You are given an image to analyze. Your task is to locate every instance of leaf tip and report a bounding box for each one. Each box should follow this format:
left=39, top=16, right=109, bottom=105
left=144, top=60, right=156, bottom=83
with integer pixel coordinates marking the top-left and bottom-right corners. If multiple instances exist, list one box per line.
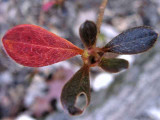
left=67, top=106, right=83, bottom=116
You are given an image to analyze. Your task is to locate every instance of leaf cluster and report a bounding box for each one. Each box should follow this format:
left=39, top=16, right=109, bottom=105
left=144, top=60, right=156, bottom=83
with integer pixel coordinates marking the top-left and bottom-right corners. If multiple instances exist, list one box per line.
left=2, top=20, right=158, bottom=115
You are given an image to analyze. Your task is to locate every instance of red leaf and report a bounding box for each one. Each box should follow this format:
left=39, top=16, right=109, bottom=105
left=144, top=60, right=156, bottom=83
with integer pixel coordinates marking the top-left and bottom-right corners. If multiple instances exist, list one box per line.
left=2, top=24, right=83, bottom=67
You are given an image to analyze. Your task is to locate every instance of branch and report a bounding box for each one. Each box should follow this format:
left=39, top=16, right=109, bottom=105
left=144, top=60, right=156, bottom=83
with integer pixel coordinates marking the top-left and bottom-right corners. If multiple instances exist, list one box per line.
left=39, top=0, right=46, bottom=25
left=95, top=0, right=108, bottom=45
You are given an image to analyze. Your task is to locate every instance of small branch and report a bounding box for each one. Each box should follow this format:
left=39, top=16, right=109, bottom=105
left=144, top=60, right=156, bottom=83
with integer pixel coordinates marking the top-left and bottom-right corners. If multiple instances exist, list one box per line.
left=39, top=0, right=46, bottom=25
left=95, top=0, right=108, bottom=45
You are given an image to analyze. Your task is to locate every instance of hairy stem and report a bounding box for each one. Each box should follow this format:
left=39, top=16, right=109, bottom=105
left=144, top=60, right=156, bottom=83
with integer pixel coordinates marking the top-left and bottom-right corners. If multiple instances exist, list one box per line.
left=95, top=0, right=108, bottom=45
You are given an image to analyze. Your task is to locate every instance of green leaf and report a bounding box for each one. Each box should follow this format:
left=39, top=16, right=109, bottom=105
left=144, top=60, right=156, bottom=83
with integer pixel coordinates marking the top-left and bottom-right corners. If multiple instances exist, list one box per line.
left=99, top=57, right=129, bottom=73
left=102, top=26, right=158, bottom=54
left=61, top=65, right=90, bottom=115
left=79, top=20, right=97, bottom=48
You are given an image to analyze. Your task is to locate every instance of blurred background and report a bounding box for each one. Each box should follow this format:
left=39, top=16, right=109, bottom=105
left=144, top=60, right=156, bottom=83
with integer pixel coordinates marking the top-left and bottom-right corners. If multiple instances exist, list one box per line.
left=0, top=0, right=160, bottom=120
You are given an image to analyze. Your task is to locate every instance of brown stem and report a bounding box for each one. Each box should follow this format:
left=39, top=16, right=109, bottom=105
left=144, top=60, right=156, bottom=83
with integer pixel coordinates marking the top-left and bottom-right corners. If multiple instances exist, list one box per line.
left=95, top=0, right=108, bottom=45
left=39, top=0, right=46, bottom=25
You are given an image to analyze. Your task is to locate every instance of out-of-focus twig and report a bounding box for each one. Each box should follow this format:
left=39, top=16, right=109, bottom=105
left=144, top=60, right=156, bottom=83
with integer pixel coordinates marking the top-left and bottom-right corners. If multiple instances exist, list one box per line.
left=57, top=0, right=65, bottom=5
left=39, top=0, right=66, bottom=25
left=95, top=0, right=108, bottom=45
left=39, top=0, right=46, bottom=25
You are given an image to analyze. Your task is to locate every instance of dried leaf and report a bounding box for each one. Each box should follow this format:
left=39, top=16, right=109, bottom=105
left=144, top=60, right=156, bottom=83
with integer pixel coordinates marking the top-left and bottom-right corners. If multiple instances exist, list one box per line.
left=2, top=24, right=83, bottom=67
left=79, top=20, right=97, bottom=48
left=61, top=65, right=90, bottom=115
left=99, top=57, right=129, bottom=73
left=102, top=26, right=158, bottom=54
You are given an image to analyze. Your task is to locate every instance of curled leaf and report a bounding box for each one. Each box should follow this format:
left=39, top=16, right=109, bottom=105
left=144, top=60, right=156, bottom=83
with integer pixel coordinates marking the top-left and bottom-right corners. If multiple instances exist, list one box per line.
left=102, top=26, right=158, bottom=54
left=99, top=57, right=129, bottom=73
left=61, top=65, right=90, bottom=115
left=79, top=20, right=97, bottom=48
left=2, top=24, right=83, bottom=67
